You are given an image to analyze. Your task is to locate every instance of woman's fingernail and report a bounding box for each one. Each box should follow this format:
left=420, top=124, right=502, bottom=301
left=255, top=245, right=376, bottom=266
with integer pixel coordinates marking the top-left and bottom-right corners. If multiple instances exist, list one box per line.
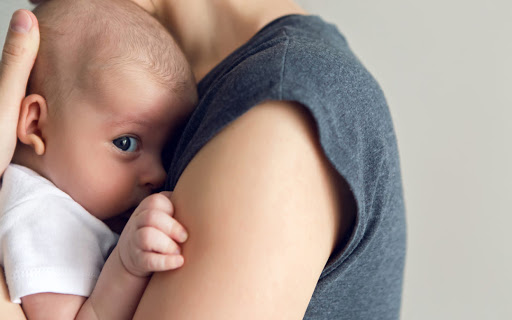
left=179, top=230, right=188, bottom=242
left=10, top=10, right=33, bottom=34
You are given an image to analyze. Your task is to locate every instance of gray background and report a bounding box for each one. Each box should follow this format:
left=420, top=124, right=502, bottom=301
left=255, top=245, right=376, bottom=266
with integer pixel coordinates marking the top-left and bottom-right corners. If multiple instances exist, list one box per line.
left=2, top=0, right=511, bottom=319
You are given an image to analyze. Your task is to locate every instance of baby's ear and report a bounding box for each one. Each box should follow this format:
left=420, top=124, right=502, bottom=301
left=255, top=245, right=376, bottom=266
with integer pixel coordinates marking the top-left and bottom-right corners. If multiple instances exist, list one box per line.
left=17, top=94, right=48, bottom=156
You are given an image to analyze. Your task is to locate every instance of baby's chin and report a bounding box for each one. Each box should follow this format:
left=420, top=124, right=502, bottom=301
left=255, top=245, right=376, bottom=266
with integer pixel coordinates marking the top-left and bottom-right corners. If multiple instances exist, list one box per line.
left=103, top=207, right=135, bottom=234
left=88, top=201, right=136, bottom=223
left=110, top=205, right=136, bottom=221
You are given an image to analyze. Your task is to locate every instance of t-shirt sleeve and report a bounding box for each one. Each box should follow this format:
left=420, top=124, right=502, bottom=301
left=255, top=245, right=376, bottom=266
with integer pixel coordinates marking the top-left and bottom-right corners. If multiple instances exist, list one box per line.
left=0, top=195, right=119, bottom=303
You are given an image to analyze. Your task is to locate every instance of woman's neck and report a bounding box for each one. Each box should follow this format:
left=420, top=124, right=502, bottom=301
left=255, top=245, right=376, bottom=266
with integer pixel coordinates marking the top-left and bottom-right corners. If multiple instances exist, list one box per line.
left=153, top=0, right=306, bottom=82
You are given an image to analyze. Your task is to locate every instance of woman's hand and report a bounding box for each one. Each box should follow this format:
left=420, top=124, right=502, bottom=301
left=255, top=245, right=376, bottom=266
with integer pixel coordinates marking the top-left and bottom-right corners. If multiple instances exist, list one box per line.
left=0, top=10, right=39, bottom=177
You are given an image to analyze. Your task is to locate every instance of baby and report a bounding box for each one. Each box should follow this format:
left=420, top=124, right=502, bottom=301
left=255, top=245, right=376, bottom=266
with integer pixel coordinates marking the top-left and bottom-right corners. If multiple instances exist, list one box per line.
left=0, top=0, right=197, bottom=318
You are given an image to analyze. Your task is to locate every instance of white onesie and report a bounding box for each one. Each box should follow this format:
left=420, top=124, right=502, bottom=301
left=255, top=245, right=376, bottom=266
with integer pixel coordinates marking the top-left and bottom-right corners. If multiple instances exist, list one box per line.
left=0, top=164, right=119, bottom=303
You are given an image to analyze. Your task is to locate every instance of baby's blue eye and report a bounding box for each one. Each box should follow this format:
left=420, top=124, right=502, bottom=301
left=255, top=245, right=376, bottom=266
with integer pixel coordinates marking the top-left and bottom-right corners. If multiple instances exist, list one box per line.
left=113, top=136, right=139, bottom=152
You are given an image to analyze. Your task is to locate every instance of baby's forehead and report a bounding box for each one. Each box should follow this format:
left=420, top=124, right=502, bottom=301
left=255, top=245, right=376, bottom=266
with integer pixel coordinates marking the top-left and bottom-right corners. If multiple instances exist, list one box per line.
left=81, top=63, right=174, bottom=98
left=88, top=70, right=193, bottom=124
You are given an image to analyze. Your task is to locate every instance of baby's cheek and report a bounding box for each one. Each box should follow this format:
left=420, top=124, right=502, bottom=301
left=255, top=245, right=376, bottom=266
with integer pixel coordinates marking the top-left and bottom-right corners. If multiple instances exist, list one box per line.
left=93, top=180, right=137, bottom=220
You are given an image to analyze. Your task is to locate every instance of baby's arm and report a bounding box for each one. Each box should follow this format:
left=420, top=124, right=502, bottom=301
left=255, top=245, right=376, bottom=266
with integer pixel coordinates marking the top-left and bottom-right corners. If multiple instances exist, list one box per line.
left=21, top=192, right=188, bottom=320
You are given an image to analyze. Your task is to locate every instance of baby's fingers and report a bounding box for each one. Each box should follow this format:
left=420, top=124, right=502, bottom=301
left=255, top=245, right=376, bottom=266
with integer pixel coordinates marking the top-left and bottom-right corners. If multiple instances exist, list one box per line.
left=140, top=252, right=184, bottom=272
left=136, top=193, right=173, bottom=216
left=137, top=210, right=188, bottom=243
left=135, top=227, right=182, bottom=254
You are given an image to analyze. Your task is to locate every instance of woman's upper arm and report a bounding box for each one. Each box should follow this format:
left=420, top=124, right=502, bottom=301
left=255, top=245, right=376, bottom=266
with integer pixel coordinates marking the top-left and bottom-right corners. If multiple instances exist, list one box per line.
left=134, top=101, right=349, bottom=319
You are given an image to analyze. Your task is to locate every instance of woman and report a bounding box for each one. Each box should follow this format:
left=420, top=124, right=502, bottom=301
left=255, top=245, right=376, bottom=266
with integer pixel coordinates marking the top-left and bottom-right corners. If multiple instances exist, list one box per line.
left=1, top=0, right=406, bottom=319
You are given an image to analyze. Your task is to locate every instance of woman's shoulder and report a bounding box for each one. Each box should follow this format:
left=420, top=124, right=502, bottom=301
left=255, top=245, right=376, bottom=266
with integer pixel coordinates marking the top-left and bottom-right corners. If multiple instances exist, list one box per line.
left=253, top=15, right=348, bottom=50
left=198, top=15, right=350, bottom=93
left=202, top=14, right=387, bottom=115
left=162, top=15, right=405, bottom=319
left=168, top=15, right=393, bottom=192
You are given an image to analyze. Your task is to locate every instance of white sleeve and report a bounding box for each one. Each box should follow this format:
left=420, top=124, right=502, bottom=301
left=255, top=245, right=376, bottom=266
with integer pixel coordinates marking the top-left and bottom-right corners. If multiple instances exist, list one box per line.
left=0, top=195, right=119, bottom=303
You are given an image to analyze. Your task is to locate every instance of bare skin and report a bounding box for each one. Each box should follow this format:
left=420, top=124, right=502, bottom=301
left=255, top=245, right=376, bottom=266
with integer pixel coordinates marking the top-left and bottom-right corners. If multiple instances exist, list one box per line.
left=0, top=10, right=40, bottom=318
left=127, top=1, right=356, bottom=319
left=1, top=1, right=356, bottom=319
left=0, top=10, right=39, bottom=178
left=134, top=100, right=355, bottom=319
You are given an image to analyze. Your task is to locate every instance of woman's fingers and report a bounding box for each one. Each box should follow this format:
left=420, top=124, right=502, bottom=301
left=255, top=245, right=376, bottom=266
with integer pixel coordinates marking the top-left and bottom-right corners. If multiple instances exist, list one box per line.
left=0, top=10, right=39, bottom=98
left=0, top=10, right=40, bottom=176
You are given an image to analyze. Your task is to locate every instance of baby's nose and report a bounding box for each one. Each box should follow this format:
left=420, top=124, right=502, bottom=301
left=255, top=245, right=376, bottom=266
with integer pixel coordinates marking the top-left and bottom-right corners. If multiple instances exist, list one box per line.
left=142, top=162, right=167, bottom=191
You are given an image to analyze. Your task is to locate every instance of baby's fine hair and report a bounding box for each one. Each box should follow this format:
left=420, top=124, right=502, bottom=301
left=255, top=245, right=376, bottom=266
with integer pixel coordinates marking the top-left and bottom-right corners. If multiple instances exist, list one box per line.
left=28, top=0, right=195, bottom=112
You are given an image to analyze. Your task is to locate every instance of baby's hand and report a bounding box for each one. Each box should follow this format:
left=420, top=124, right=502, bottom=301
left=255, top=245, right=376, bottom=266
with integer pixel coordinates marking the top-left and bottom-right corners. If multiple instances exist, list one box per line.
left=117, top=192, right=188, bottom=277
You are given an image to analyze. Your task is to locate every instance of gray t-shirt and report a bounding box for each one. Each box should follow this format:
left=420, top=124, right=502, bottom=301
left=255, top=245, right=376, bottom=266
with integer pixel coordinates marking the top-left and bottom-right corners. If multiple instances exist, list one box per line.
left=165, top=15, right=406, bottom=319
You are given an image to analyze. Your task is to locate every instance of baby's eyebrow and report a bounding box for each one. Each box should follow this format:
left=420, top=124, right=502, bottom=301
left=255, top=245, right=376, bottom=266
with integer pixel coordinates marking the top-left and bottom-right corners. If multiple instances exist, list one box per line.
left=107, top=117, right=151, bottom=128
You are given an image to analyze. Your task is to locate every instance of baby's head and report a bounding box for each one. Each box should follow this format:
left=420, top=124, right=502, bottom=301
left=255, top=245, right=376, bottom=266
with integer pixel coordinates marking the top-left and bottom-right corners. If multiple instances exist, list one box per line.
left=14, top=0, right=197, bottom=219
